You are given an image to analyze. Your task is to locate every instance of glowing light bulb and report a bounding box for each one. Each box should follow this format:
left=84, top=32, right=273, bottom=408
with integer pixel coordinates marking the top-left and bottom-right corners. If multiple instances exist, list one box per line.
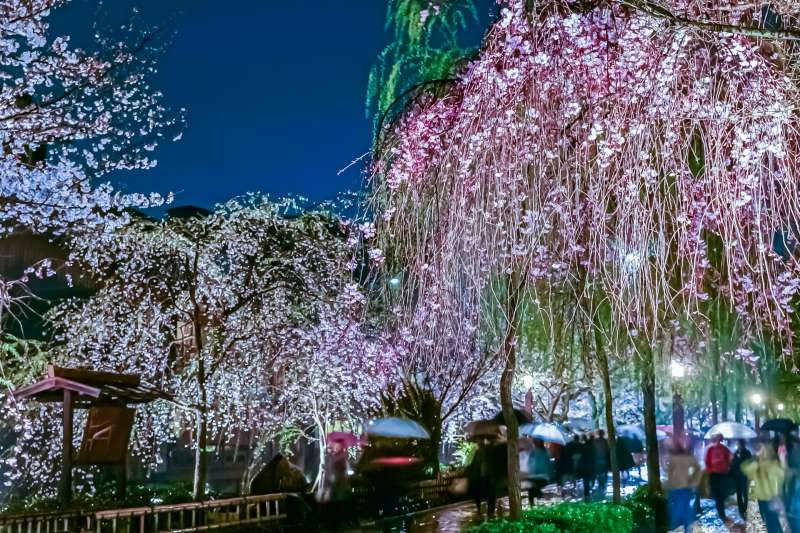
left=670, top=361, right=686, bottom=379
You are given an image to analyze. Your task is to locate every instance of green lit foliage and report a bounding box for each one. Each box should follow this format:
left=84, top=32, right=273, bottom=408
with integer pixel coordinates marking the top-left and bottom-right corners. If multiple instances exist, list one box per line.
left=0, top=335, right=48, bottom=389
left=366, top=0, right=479, bottom=129
left=469, top=502, right=634, bottom=533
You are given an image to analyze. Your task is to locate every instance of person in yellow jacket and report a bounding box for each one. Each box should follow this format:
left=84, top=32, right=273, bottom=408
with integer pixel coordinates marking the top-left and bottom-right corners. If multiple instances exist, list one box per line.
left=742, top=444, right=786, bottom=533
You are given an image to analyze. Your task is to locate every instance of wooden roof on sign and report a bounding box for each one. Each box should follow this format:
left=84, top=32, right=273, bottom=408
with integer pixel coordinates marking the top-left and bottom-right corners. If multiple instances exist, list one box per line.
left=13, top=365, right=171, bottom=406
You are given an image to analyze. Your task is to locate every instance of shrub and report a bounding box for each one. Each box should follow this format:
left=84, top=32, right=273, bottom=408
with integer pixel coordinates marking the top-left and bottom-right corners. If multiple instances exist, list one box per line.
left=470, top=502, right=633, bottom=533
left=626, top=485, right=668, bottom=532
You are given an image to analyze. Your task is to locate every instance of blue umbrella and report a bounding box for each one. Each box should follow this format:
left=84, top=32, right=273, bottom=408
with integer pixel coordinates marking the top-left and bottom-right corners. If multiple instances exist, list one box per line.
left=365, top=417, right=431, bottom=439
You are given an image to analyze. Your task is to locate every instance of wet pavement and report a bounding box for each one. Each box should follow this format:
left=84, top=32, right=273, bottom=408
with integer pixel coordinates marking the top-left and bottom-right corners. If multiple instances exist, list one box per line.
left=340, top=477, right=772, bottom=532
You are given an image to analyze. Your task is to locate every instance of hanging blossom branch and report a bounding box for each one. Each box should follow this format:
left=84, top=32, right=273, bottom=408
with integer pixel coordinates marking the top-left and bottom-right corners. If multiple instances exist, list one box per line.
left=620, top=0, right=800, bottom=40
left=370, top=0, right=800, bottom=376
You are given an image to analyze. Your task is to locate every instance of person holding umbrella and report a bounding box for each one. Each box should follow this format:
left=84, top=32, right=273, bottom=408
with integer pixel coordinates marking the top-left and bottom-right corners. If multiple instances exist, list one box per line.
left=704, top=433, right=733, bottom=522
left=467, top=436, right=508, bottom=519
left=527, top=439, right=551, bottom=505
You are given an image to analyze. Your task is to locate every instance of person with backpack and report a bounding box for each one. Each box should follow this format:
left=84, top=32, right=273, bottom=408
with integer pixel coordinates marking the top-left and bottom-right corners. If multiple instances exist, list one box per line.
left=704, top=433, right=733, bottom=522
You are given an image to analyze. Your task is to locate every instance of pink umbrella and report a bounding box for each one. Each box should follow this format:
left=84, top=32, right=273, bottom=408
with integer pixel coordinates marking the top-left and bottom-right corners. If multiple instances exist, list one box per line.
left=327, top=431, right=360, bottom=448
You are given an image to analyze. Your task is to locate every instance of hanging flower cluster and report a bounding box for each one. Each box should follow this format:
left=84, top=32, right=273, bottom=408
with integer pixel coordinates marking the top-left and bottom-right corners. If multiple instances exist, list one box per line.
left=373, top=0, right=800, bottom=357
left=0, top=0, right=182, bottom=234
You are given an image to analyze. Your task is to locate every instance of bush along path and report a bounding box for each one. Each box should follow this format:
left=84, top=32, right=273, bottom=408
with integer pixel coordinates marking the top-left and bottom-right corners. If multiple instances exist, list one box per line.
left=469, top=502, right=634, bottom=533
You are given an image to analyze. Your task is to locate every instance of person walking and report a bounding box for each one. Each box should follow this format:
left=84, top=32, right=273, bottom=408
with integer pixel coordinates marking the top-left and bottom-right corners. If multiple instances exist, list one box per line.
left=577, top=434, right=596, bottom=502
left=616, top=437, right=635, bottom=481
left=784, top=436, right=800, bottom=533
left=468, top=438, right=508, bottom=519
left=527, top=439, right=551, bottom=506
left=730, top=439, right=753, bottom=521
left=704, top=433, right=733, bottom=522
left=320, top=442, right=351, bottom=531
left=666, top=443, right=701, bottom=533
left=742, top=444, right=786, bottom=533
left=593, top=429, right=610, bottom=499
left=561, top=436, right=581, bottom=494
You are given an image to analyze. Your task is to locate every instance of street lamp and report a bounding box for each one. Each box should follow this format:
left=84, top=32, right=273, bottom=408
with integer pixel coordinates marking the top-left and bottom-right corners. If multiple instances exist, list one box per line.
left=778, top=403, right=785, bottom=412
left=671, top=361, right=686, bottom=443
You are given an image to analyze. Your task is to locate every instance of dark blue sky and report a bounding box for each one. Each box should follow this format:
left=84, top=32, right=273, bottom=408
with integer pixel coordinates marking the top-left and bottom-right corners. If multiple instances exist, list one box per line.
left=56, top=1, right=493, bottom=210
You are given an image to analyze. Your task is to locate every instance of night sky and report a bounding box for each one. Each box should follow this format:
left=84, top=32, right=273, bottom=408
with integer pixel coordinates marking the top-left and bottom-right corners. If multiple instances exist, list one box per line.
left=55, top=1, right=494, bottom=211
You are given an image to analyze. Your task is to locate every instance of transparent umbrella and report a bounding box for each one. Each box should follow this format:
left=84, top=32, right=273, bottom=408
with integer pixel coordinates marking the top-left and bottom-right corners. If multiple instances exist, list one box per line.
left=520, top=422, right=570, bottom=445
left=617, top=424, right=668, bottom=441
left=704, top=422, right=757, bottom=440
left=365, top=417, right=431, bottom=440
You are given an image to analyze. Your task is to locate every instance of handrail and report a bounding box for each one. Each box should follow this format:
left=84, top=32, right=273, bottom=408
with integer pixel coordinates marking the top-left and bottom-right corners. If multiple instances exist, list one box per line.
left=0, top=493, right=289, bottom=533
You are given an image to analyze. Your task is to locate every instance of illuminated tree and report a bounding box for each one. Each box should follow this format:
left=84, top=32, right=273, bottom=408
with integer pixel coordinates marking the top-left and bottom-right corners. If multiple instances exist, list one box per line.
left=372, top=0, right=800, bottom=516
left=0, top=0, right=182, bottom=335
left=42, top=197, right=355, bottom=501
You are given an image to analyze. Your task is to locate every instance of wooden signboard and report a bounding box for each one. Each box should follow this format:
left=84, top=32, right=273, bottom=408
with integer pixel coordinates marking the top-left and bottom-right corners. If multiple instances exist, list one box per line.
left=75, top=406, right=135, bottom=465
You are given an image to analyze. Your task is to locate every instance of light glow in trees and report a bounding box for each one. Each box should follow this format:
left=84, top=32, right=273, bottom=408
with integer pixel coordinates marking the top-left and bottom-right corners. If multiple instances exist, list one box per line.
left=36, top=198, right=362, bottom=501
left=372, top=0, right=800, bottom=515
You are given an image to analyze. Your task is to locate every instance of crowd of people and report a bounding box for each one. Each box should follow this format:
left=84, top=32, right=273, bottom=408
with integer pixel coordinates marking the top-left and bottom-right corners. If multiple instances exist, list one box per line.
left=467, top=425, right=800, bottom=533
left=467, top=429, right=639, bottom=519
left=665, top=432, right=800, bottom=533
left=317, top=420, right=800, bottom=532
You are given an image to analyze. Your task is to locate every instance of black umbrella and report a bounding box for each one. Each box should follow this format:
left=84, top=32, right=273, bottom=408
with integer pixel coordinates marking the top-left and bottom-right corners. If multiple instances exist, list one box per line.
left=491, top=408, right=533, bottom=426
left=465, top=420, right=505, bottom=442
left=618, top=435, right=644, bottom=453
left=761, top=418, right=798, bottom=433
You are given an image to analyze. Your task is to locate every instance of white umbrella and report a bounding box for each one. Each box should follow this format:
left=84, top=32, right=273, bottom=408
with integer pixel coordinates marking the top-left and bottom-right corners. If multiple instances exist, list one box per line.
left=704, top=422, right=757, bottom=440
left=616, top=424, right=645, bottom=441
left=616, top=425, right=668, bottom=441
left=365, top=417, right=431, bottom=440
left=520, top=422, right=569, bottom=445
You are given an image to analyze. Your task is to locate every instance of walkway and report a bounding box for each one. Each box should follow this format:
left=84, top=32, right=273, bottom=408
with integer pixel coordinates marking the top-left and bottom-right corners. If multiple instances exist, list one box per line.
left=344, top=478, right=770, bottom=532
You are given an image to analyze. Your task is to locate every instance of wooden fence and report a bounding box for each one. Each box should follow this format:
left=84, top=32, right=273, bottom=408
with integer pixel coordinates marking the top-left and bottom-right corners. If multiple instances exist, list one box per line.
left=0, top=493, right=286, bottom=533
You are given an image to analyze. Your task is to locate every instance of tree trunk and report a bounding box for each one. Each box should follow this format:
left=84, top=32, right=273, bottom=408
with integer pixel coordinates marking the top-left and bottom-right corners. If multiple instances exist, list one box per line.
left=193, top=357, right=208, bottom=501
left=313, top=419, right=326, bottom=493
left=720, top=378, right=728, bottom=423
left=500, top=276, right=523, bottom=520
left=673, top=390, right=685, bottom=446
left=710, top=382, right=719, bottom=425
left=641, top=345, right=661, bottom=493
left=595, top=330, right=620, bottom=503
left=430, top=422, right=442, bottom=478
left=191, top=296, right=208, bottom=502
